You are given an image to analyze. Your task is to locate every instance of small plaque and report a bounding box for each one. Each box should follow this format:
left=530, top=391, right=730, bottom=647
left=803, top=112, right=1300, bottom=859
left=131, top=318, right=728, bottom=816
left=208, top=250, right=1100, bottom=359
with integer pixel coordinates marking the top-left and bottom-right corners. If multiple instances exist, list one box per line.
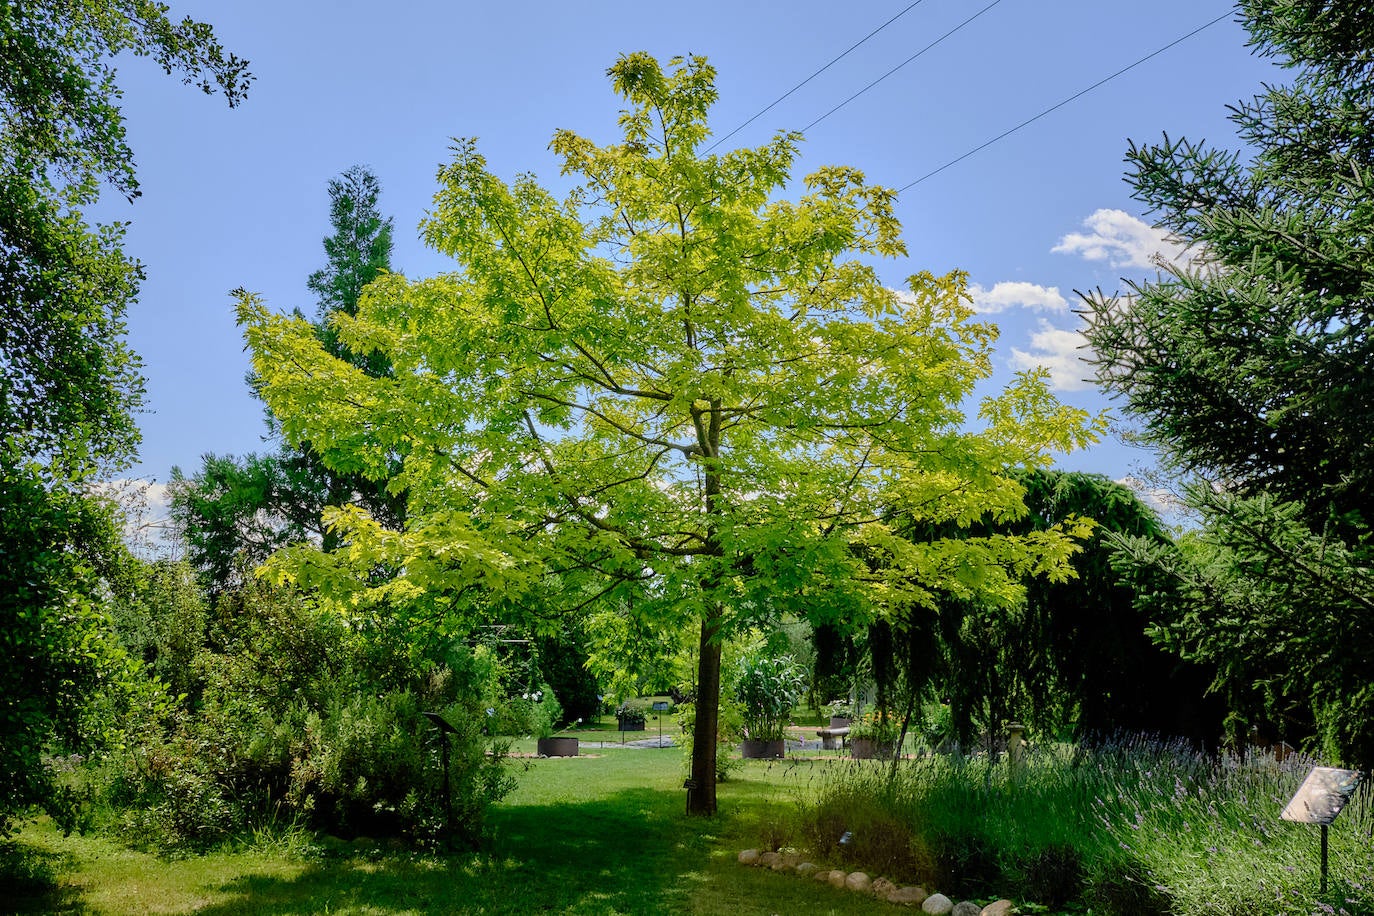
left=1281, top=767, right=1361, bottom=825
left=652, top=701, right=670, bottom=712
left=423, top=711, right=459, bottom=735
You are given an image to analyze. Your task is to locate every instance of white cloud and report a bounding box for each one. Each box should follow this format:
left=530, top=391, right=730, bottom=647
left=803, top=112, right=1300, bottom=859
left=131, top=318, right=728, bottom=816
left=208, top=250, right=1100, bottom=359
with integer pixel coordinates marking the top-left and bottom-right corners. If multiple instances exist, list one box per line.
left=91, top=478, right=179, bottom=560
left=968, top=281, right=1069, bottom=314
left=1116, top=475, right=1187, bottom=518
left=1009, top=320, right=1096, bottom=392
left=1052, top=209, right=1188, bottom=270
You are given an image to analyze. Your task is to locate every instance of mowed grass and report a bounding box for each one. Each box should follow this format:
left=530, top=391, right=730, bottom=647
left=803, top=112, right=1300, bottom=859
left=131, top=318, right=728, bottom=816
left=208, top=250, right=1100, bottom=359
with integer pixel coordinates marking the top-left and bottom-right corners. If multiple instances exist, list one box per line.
left=5, top=748, right=877, bottom=915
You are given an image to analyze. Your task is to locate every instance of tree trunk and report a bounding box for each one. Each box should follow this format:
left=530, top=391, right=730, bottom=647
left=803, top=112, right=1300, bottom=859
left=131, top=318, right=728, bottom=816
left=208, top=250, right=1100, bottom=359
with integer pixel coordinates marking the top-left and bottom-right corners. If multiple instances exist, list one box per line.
left=687, top=611, right=722, bottom=816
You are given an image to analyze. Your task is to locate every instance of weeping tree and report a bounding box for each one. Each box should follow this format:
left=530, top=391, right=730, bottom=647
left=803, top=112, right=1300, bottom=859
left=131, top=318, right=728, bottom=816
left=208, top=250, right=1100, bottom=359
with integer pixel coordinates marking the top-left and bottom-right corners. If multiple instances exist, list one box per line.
left=873, top=471, right=1222, bottom=748
left=239, top=53, right=1099, bottom=815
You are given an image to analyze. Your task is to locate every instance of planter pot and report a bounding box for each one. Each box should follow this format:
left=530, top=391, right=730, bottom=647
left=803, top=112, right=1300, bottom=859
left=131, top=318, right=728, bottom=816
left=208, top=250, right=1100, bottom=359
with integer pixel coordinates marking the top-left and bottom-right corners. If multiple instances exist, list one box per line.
left=850, top=737, right=895, bottom=760
left=536, top=737, right=578, bottom=757
left=828, top=716, right=852, bottom=730
left=617, top=717, right=646, bottom=732
left=740, top=738, right=786, bottom=759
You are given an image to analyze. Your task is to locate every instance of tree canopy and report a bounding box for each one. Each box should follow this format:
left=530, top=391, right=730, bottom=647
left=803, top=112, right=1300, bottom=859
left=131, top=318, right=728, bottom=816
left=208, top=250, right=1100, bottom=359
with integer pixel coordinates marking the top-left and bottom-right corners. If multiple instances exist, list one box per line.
left=240, top=53, right=1101, bottom=814
left=0, top=1, right=249, bottom=830
left=1, top=0, right=250, bottom=474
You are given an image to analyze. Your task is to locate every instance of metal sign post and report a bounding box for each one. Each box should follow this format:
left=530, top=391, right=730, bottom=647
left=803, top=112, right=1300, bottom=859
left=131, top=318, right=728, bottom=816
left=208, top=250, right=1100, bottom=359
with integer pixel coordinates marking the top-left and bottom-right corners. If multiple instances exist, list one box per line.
left=1280, top=766, right=1362, bottom=894
left=653, top=700, right=669, bottom=747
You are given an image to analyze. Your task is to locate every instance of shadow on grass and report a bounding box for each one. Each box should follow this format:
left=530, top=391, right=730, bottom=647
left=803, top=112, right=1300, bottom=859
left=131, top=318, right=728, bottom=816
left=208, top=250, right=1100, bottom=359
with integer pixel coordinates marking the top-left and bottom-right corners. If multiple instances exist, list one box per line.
left=191, top=787, right=714, bottom=915
left=0, top=839, right=90, bottom=914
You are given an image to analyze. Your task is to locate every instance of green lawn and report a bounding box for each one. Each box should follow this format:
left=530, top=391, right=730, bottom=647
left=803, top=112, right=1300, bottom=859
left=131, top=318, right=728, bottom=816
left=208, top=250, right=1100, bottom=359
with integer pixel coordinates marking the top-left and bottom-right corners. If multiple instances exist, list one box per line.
left=5, top=749, right=882, bottom=915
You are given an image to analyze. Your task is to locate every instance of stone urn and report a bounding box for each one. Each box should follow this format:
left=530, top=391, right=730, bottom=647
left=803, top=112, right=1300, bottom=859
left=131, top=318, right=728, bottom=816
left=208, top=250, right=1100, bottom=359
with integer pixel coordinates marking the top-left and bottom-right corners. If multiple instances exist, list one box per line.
left=828, top=715, right=851, bottom=730
left=740, top=738, right=785, bottom=759
left=616, top=715, right=646, bottom=732
left=536, top=737, right=578, bottom=757
left=850, top=737, right=895, bottom=760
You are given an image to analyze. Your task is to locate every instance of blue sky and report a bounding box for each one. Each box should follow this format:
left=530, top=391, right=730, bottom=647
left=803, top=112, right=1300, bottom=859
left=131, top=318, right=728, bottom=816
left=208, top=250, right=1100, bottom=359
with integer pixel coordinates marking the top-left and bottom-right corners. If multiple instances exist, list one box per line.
left=103, top=0, right=1281, bottom=516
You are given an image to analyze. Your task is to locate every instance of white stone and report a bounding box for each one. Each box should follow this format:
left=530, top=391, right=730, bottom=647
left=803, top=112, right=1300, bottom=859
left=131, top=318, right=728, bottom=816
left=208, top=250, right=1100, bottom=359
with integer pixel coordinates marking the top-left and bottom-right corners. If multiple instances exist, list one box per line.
left=922, top=892, right=954, bottom=915
left=889, top=885, right=929, bottom=906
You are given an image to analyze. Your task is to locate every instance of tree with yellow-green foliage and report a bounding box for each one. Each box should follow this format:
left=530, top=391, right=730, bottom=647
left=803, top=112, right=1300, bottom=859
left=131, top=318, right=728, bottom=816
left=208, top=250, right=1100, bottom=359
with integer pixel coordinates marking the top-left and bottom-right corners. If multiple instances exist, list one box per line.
left=239, top=53, right=1100, bottom=815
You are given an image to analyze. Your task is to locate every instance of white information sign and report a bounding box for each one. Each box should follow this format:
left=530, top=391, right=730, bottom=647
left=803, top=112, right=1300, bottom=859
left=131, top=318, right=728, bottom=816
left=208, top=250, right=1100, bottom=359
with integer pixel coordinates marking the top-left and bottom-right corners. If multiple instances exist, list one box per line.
left=1280, top=767, right=1361, bottom=825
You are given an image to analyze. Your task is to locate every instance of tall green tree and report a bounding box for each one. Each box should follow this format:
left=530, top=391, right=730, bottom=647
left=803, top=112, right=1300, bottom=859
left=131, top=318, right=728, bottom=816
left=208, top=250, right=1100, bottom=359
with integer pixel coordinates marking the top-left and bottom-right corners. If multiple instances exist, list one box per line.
left=0, top=2, right=248, bottom=831
left=239, top=53, right=1100, bottom=815
left=1081, top=1, right=1374, bottom=766
left=912, top=471, right=1222, bottom=745
left=1, top=0, right=250, bottom=473
left=171, top=167, right=404, bottom=587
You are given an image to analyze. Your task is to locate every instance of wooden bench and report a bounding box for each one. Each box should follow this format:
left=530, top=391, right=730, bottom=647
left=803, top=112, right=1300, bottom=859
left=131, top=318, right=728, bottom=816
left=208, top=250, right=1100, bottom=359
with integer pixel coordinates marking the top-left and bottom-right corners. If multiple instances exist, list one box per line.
left=816, top=725, right=849, bottom=750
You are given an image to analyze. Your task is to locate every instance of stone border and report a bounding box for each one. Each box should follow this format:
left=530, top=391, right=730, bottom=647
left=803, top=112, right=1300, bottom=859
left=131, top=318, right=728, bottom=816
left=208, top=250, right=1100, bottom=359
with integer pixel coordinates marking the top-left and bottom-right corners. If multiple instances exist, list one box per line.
left=736, top=848, right=1016, bottom=916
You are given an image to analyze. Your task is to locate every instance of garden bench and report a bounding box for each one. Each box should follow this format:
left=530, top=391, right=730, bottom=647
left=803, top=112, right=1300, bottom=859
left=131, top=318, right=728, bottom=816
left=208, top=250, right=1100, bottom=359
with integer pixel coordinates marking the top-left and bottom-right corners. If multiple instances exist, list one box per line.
left=816, top=725, right=849, bottom=750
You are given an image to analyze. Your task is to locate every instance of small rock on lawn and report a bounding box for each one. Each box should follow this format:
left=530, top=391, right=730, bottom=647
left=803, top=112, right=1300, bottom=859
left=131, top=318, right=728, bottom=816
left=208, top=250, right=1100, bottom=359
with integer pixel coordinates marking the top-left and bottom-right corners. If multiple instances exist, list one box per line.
left=981, top=901, right=1016, bottom=916
left=922, top=892, right=954, bottom=915
left=888, top=885, right=928, bottom=906
left=845, top=872, right=873, bottom=893
left=737, top=849, right=759, bottom=866
left=952, top=903, right=981, bottom=916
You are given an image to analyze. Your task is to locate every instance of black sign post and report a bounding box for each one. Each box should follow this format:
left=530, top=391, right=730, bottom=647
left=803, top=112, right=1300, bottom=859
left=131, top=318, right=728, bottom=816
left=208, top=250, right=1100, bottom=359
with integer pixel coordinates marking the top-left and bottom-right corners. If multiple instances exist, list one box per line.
left=1280, top=766, right=1362, bottom=894
left=423, top=711, right=460, bottom=836
left=652, top=700, right=669, bottom=747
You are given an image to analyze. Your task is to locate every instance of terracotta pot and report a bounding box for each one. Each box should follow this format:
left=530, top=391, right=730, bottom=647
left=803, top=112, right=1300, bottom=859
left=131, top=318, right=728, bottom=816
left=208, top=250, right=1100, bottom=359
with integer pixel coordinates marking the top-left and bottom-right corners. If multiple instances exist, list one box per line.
left=850, top=737, right=895, bottom=760
left=740, top=738, right=785, bottom=759
left=536, top=737, right=578, bottom=757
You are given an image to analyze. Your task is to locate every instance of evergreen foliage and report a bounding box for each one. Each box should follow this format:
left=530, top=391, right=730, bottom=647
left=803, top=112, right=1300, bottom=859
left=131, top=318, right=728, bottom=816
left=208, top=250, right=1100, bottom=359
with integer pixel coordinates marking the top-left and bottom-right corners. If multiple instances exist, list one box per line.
left=1081, top=0, right=1374, bottom=767
left=170, top=167, right=405, bottom=588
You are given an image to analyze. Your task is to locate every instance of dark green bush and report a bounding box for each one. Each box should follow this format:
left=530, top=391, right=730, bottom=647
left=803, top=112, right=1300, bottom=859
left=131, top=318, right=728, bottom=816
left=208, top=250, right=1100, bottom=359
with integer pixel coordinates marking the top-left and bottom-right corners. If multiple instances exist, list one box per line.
left=94, top=583, right=513, bottom=850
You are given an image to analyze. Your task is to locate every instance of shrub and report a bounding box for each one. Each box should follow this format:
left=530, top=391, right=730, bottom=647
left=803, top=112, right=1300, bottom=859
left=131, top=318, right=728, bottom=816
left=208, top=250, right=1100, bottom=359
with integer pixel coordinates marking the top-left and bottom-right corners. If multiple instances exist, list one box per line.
left=615, top=702, right=646, bottom=728
left=91, top=585, right=514, bottom=851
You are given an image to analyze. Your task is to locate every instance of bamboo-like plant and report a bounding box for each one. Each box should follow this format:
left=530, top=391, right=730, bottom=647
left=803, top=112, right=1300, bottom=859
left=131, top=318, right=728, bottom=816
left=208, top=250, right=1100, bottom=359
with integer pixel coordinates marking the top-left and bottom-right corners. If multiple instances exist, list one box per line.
left=735, top=651, right=805, bottom=742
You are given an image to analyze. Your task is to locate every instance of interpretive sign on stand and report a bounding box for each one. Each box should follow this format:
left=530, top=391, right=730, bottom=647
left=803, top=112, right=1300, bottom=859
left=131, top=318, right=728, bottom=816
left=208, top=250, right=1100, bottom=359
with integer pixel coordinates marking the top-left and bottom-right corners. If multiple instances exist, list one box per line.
left=1281, top=766, right=1361, bottom=893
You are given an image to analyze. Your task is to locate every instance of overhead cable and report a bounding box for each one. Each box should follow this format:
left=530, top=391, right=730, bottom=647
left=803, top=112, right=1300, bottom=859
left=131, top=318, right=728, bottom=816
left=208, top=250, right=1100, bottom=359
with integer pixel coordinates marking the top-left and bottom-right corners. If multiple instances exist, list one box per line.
left=897, top=11, right=1232, bottom=192
left=803, top=0, right=1009, bottom=133
left=707, top=0, right=934, bottom=152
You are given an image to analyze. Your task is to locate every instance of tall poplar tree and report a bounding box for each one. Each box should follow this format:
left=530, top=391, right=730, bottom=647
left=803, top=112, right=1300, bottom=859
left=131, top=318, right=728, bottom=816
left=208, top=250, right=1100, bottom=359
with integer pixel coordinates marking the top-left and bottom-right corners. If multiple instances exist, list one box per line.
left=240, top=53, right=1100, bottom=814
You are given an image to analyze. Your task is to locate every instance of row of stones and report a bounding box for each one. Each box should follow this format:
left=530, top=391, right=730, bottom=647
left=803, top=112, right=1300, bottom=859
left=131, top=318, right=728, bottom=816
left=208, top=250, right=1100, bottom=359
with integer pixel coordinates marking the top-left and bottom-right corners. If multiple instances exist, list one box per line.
left=737, top=848, right=1015, bottom=916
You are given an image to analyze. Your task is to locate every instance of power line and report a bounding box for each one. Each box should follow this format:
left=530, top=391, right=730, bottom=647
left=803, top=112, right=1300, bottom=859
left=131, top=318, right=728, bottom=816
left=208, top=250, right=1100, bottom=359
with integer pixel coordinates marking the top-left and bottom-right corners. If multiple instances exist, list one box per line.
left=897, top=10, right=1231, bottom=193
left=803, top=0, right=1008, bottom=134
left=707, top=0, right=934, bottom=153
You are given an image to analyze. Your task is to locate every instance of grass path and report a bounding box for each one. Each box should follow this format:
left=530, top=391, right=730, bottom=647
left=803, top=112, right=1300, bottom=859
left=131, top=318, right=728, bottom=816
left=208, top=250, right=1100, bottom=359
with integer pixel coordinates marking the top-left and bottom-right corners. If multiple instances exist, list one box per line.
left=5, top=749, right=879, bottom=915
